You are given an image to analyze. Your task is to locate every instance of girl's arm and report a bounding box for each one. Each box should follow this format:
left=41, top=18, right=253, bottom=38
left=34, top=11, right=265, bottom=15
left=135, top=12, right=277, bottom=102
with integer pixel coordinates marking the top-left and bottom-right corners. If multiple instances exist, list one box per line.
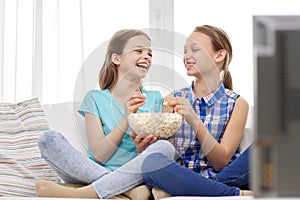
left=168, top=96, right=249, bottom=171
left=194, top=96, right=249, bottom=171
left=85, top=91, right=152, bottom=163
left=85, top=113, right=129, bottom=164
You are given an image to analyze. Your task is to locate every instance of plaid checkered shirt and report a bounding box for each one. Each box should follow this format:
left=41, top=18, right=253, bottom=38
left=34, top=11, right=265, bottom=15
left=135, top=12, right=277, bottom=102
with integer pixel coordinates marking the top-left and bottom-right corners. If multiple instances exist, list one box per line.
left=173, top=81, right=242, bottom=177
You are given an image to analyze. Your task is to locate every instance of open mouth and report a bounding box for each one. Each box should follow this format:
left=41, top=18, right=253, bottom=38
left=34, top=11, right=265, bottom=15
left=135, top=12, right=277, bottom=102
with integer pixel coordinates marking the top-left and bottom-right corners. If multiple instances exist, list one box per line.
left=136, top=64, right=147, bottom=70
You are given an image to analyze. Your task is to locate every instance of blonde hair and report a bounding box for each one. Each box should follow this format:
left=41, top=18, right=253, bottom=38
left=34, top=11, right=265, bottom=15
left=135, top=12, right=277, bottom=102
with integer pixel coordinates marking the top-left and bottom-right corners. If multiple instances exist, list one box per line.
left=99, top=29, right=151, bottom=89
left=193, top=25, right=233, bottom=90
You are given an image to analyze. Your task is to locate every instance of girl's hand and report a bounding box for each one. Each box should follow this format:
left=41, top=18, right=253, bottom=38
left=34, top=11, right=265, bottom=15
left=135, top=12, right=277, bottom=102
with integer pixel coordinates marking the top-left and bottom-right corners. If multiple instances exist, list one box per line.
left=167, top=136, right=175, bottom=145
left=129, top=131, right=157, bottom=153
left=125, top=91, right=146, bottom=115
left=167, top=97, right=198, bottom=127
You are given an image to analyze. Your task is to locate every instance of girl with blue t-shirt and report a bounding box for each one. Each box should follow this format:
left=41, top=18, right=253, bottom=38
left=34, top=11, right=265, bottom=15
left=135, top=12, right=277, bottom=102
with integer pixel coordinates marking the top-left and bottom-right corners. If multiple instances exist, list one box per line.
left=35, top=29, right=176, bottom=199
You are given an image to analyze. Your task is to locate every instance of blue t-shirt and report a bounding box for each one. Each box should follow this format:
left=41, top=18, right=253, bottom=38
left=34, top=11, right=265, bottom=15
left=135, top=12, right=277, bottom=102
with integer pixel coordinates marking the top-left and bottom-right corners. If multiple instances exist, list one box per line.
left=78, top=89, right=163, bottom=171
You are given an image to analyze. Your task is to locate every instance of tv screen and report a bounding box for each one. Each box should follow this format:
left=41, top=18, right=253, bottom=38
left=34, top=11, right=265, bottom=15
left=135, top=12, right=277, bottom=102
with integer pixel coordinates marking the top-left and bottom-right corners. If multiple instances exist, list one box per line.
left=252, top=15, right=300, bottom=197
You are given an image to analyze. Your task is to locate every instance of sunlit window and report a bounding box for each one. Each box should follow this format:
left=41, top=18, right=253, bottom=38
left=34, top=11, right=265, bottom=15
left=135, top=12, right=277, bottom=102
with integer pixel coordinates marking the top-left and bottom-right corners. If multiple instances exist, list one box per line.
left=1, top=0, right=149, bottom=104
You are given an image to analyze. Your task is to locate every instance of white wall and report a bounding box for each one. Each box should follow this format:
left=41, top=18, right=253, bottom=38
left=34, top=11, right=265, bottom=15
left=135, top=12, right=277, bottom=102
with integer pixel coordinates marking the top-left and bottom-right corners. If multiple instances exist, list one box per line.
left=173, top=0, right=300, bottom=106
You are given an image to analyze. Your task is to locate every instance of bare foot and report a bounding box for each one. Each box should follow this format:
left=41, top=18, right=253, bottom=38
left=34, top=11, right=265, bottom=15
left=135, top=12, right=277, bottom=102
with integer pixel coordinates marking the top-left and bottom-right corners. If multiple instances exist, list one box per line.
left=35, top=180, right=98, bottom=198
left=152, top=187, right=171, bottom=200
left=240, top=190, right=254, bottom=196
left=123, top=185, right=151, bottom=200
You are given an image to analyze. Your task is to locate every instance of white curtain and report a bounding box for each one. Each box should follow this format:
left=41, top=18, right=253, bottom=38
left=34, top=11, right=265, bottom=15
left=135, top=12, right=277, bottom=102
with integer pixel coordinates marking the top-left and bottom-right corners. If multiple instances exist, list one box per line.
left=0, top=0, right=149, bottom=104
left=1, top=0, right=35, bottom=103
left=0, top=0, right=84, bottom=104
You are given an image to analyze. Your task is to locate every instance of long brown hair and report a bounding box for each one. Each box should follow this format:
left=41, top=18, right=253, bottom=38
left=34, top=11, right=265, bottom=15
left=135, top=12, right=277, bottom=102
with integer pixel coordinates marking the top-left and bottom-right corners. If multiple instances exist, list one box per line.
left=98, top=29, right=151, bottom=89
left=193, top=25, right=233, bottom=90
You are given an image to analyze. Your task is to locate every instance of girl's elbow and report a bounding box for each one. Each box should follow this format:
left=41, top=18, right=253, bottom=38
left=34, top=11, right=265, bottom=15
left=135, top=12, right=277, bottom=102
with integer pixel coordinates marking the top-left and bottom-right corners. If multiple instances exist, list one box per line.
left=213, top=163, right=226, bottom=172
left=91, top=150, right=107, bottom=164
left=212, top=159, right=231, bottom=171
left=93, top=154, right=106, bottom=164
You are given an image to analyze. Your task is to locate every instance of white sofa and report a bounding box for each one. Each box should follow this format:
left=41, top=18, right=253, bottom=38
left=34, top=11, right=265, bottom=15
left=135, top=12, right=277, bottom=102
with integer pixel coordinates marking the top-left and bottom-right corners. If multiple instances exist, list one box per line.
left=0, top=101, right=254, bottom=200
left=42, top=102, right=89, bottom=154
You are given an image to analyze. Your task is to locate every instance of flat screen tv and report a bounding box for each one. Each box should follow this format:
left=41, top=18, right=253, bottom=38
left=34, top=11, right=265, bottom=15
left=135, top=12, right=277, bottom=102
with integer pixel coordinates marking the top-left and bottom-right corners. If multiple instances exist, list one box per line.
left=252, top=15, right=300, bottom=197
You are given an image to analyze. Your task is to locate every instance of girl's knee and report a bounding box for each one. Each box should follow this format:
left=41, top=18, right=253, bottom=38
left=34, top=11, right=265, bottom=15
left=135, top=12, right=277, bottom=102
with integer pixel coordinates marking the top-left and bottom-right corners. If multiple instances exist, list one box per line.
left=38, top=130, right=62, bottom=152
left=148, top=140, right=175, bottom=159
left=142, top=152, right=173, bottom=175
left=142, top=153, right=164, bottom=173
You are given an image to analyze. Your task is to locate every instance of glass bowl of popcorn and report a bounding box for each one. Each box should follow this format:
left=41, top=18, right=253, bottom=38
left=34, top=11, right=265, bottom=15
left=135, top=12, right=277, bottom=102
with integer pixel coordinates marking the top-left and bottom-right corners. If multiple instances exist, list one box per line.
left=127, top=112, right=182, bottom=139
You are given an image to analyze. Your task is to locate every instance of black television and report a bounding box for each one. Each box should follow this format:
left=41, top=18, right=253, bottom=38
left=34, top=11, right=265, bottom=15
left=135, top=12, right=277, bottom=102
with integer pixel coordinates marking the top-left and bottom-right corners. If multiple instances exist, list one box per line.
left=252, top=15, right=300, bottom=197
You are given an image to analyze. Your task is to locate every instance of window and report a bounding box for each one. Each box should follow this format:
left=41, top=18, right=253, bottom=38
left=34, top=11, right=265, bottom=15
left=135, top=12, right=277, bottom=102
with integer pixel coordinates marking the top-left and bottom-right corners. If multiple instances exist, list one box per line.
left=1, top=0, right=149, bottom=104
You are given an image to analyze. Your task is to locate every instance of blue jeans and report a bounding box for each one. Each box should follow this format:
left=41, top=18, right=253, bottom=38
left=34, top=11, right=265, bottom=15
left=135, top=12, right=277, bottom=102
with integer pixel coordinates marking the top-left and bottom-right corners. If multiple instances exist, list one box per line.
left=210, top=146, right=251, bottom=190
left=142, top=146, right=251, bottom=196
left=38, top=130, right=176, bottom=199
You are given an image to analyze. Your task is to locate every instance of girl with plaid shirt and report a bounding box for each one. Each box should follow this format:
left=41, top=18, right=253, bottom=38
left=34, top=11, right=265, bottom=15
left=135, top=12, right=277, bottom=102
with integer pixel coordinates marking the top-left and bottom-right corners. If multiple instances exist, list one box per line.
left=142, top=25, right=252, bottom=197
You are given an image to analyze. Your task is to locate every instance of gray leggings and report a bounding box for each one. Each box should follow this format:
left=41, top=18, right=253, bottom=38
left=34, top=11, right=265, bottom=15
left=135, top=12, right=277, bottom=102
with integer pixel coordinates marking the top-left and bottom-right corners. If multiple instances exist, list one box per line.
left=38, top=130, right=176, bottom=198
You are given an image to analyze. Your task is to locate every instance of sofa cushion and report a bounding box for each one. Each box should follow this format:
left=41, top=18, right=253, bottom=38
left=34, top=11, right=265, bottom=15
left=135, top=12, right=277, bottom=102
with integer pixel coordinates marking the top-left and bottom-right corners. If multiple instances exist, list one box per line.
left=0, top=98, right=60, bottom=197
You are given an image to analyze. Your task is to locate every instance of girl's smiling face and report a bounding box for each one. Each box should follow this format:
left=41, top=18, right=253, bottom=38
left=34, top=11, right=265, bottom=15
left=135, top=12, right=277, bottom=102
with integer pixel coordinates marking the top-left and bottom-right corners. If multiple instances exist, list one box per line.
left=117, top=35, right=152, bottom=79
left=183, top=32, right=219, bottom=78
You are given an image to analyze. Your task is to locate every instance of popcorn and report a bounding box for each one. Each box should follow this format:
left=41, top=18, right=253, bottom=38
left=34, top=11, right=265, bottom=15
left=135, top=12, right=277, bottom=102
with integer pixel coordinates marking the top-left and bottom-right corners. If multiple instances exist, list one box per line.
left=128, top=112, right=182, bottom=139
